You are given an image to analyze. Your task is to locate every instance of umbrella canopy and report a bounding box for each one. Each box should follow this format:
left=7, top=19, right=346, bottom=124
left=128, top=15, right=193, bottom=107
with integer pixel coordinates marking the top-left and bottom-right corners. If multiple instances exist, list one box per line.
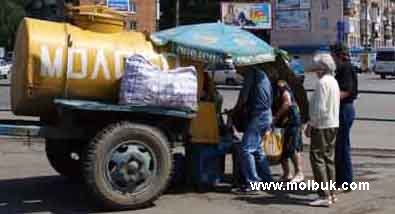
left=151, top=23, right=275, bottom=66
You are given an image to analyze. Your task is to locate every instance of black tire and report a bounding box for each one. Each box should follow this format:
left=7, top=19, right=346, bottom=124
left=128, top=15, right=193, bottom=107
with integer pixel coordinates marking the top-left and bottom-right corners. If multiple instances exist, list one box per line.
left=46, top=139, right=83, bottom=178
left=83, top=122, right=172, bottom=210
left=381, top=74, right=386, bottom=79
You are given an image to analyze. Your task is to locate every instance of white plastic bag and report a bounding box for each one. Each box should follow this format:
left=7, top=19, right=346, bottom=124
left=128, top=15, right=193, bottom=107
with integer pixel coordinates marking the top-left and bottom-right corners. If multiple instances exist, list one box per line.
left=119, top=54, right=198, bottom=111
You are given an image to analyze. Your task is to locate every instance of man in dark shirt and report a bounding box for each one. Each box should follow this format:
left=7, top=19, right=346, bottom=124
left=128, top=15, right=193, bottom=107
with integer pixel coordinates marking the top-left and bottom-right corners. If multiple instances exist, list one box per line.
left=330, top=43, right=358, bottom=188
left=231, top=66, right=273, bottom=193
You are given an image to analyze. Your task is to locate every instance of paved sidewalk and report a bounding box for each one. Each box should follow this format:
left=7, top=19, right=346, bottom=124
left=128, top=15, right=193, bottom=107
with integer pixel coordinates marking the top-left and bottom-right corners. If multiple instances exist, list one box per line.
left=0, top=138, right=394, bottom=214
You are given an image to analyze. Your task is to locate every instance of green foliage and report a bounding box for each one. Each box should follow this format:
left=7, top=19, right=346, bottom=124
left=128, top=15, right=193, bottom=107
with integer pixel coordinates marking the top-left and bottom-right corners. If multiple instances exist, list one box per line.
left=180, top=3, right=220, bottom=25
left=0, top=0, right=27, bottom=50
left=160, top=0, right=220, bottom=29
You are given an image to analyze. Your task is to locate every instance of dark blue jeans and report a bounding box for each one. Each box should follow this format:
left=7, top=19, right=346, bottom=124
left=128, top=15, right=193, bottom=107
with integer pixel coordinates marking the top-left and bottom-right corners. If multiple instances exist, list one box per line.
left=240, top=111, right=273, bottom=184
left=335, top=103, right=355, bottom=185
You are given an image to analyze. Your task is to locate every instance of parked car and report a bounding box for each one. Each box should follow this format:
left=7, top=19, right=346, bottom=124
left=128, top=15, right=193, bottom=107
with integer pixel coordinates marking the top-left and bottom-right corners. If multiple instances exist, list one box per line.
left=207, top=63, right=243, bottom=85
left=373, top=48, right=395, bottom=79
left=0, top=59, right=12, bottom=79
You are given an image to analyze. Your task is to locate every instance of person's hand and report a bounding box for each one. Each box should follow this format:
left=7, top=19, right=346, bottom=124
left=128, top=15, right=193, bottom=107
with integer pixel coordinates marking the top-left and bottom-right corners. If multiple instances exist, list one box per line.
left=230, top=105, right=241, bottom=116
left=227, top=108, right=235, bottom=118
left=222, top=108, right=234, bottom=118
left=304, top=124, right=312, bottom=138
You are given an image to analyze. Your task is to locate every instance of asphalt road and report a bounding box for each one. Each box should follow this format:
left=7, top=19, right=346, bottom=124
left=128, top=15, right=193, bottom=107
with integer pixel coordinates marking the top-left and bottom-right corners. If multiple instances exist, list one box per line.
left=2, top=72, right=395, bottom=111
left=2, top=72, right=395, bottom=119
left=2, top=72, right=395, bottom=149
left=0, top=73, right=395, bottom=213
left=220, top=72, right=395, bottom=150
left=0, top=77, right=10, bottom=110
left=0, top=138, right=394, bottom=214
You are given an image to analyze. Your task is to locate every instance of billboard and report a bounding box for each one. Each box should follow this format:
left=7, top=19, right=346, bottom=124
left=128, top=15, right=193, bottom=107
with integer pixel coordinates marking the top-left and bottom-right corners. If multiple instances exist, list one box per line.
left=276, top=0, right=311, bottom=9
left=107, top=0, right=131, bottom=12
left=221, top=2, right=272, bottom=29
left=276, top=10, right=310, bottom=30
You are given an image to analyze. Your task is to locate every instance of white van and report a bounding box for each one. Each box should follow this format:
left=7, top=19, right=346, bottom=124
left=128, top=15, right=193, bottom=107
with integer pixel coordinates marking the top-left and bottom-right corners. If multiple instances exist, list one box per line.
left=374, top=48, right=395, bottom=79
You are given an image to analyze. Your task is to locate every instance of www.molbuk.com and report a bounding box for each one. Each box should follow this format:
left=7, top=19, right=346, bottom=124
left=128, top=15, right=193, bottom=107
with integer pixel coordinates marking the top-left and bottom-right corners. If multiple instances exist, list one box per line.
left=250, top=181, right=370, bottom=191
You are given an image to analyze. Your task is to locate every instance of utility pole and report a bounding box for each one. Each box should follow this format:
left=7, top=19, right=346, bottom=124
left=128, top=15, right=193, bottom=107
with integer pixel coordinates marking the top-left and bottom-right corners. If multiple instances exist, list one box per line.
left=176, top=0, right=180, bottom=26
left=361, top=0, right=369, bottom=48
left=56, top=0, right=65, bottom=19
left=156, top=0, right=160, bottom=31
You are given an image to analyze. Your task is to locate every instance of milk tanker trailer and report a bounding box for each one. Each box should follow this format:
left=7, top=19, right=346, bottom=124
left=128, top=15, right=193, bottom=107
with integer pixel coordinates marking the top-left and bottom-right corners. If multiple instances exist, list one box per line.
left=4, top=8, right=198, bottom=209
left=1, top=5, right=309, bottom=210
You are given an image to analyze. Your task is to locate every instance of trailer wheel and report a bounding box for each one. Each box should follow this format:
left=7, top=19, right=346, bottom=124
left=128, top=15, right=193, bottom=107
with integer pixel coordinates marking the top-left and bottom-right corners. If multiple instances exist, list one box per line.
left=46, top=139, right=83, bottom=178
left=83, top=122, right=172, bottom=209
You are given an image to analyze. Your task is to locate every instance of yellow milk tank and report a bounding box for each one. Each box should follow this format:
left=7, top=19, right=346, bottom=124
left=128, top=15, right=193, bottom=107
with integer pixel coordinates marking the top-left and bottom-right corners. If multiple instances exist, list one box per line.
left=11, top=18, right=166, bottom=117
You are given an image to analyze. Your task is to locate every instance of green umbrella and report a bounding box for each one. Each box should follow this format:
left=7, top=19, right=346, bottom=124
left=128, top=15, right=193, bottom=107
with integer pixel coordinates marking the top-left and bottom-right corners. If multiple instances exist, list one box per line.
left=151, top=23, right=276, bottom=66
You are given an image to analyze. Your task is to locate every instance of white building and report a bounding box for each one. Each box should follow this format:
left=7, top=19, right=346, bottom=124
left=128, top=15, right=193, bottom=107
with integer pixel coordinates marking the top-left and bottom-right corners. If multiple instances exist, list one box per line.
left=271, top=0, right=394, bottom=67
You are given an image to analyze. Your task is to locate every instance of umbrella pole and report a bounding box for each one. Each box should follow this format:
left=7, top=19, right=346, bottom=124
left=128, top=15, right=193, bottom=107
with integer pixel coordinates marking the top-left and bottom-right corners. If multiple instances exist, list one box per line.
left=176, top=0, right=180, bottom=26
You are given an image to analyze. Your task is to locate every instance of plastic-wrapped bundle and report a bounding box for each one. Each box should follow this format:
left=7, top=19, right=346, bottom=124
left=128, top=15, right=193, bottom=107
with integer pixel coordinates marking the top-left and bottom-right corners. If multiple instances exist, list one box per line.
left=119, top=54, right=198, bottom=111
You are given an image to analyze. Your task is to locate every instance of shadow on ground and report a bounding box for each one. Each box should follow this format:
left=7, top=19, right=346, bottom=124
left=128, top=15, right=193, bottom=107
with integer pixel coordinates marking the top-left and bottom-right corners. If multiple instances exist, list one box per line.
left=234, top=194, right=311, bottom=207
left=0, top=176, right=114, bottom=213
left=0, top=147, right=392, bottom=213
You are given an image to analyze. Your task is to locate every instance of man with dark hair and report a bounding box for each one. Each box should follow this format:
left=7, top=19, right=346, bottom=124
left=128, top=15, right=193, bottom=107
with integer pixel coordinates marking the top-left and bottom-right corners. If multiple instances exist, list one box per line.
left=231, top=66, right=273, bottom=194
left=330, top=43, right=358, bottom=188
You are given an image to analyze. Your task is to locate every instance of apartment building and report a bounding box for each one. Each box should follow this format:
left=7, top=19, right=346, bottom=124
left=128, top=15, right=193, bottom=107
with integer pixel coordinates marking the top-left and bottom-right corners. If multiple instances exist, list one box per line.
left=77, top=0, right=158, bottom=33
left=271, top=0, right=394, bottom=66
left=360, top=0, right=394, bottom=47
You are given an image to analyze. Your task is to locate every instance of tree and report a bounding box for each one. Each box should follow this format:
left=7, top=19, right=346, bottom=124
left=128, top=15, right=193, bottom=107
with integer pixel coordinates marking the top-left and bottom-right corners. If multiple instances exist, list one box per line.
left=160, top=0, right=220, bottom=29
left=0, top=0, right=27, bottom=50
left=0, top=0, right=67, bottom=50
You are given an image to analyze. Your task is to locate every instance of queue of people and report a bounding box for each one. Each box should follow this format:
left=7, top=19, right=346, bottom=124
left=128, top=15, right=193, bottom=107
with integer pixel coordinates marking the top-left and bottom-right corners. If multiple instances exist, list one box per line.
left=229, top=43, right=358, bottom=207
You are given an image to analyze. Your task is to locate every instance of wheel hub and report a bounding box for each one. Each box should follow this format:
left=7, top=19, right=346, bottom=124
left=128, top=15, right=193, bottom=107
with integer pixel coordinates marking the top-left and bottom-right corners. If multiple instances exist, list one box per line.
left=107, top=143, right=154, bottom=193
